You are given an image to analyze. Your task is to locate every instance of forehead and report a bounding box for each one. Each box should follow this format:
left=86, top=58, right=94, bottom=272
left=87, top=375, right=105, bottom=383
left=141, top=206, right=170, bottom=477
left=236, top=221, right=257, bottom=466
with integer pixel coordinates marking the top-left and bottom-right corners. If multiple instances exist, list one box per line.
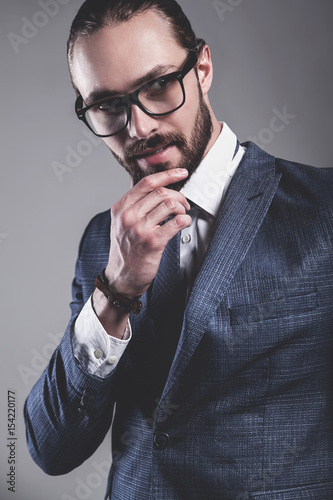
left=72, top=10, right=186, bottom=99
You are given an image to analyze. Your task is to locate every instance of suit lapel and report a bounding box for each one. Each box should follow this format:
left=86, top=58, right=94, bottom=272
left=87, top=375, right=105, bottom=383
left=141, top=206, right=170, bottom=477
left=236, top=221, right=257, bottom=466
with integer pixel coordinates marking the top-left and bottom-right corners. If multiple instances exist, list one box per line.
left=161, top=143, right=282, bottom=400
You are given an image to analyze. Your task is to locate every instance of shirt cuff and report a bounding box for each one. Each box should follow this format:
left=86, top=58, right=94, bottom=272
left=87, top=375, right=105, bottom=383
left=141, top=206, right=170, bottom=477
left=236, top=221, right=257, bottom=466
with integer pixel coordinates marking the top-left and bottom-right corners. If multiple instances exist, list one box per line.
left=72, top=295, right=131, bottom=378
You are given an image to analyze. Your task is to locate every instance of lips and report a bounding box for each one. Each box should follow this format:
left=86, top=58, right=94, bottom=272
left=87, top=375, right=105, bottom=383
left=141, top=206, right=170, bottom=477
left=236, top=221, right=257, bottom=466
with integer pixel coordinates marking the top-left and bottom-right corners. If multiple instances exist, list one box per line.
left=134, top=142, right=174, bottom=159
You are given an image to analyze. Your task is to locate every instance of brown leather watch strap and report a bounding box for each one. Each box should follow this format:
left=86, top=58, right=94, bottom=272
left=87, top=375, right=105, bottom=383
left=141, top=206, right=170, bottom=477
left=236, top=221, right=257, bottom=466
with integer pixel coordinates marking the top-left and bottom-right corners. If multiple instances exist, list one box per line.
left=95, top=270, right=142, bottom=315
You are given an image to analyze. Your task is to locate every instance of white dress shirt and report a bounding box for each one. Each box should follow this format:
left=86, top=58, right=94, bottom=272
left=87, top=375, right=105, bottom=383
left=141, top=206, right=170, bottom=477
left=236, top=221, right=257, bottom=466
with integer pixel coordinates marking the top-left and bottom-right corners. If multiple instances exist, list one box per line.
left=72, top=123, right=246, bottom=377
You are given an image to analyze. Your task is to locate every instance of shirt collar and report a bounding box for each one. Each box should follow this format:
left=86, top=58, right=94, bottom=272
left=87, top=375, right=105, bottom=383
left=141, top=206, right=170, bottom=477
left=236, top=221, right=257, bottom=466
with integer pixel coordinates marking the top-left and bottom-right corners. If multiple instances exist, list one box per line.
left=180, top=122, right=238, bottom=218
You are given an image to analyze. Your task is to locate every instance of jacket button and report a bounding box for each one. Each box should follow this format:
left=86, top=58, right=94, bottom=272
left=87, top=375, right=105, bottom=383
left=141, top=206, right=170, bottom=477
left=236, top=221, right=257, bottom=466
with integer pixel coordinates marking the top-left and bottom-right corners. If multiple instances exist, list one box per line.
left=153, top=432, right=170, bottom=450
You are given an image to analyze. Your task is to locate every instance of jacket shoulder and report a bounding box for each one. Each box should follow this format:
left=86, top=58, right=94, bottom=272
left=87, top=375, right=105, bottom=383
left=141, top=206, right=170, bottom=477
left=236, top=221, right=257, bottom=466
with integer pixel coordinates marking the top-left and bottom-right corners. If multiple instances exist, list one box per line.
left=242, top=142, right=333, bottom=203
left=78, top=209, right=111, bottom=257
left=276, top=155, right=333, bottom=183
left=275, top=156, right=333, bottom=209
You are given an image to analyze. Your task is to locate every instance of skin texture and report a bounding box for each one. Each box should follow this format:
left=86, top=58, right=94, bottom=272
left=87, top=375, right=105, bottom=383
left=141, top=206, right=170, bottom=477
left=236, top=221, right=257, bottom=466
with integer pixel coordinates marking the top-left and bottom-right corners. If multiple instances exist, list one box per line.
left=71, top=10, right=222, bottom=337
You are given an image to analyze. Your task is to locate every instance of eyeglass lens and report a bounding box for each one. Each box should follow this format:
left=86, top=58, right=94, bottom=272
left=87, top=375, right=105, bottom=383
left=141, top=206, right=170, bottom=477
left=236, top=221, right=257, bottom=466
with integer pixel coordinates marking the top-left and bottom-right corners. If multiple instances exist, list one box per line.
left=85, top=75, right=184, bottom=137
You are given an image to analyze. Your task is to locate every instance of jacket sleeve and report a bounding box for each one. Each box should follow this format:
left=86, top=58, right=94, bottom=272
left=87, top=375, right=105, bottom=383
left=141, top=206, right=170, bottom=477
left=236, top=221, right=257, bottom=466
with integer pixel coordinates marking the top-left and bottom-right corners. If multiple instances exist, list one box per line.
left=24, top=214, right=117, bottom=476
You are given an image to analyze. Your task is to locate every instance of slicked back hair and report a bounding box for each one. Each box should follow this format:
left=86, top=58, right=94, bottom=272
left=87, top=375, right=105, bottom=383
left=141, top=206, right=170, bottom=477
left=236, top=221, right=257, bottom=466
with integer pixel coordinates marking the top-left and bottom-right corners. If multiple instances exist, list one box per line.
left=67, top=0, right=200, bottom=93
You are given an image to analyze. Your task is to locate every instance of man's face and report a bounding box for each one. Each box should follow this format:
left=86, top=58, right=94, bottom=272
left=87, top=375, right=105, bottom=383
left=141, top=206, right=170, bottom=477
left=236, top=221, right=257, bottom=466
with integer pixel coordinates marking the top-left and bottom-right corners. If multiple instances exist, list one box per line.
left=72, top=10, right=213, bottom=189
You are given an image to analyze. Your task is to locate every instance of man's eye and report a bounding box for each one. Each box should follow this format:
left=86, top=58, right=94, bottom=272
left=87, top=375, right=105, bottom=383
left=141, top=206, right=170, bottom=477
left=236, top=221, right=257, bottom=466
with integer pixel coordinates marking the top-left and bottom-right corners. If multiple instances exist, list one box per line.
left=94, top=99, right=123, bottom=114
left=98, top=100, right=114, bottom=111
left=147, top=77, right=172, bottom=91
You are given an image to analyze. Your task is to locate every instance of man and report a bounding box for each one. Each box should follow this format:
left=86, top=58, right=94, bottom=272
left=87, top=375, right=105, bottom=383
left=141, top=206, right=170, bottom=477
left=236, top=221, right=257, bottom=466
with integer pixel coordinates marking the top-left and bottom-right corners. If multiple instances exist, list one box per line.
left=25, top=0, right=333, bottom=498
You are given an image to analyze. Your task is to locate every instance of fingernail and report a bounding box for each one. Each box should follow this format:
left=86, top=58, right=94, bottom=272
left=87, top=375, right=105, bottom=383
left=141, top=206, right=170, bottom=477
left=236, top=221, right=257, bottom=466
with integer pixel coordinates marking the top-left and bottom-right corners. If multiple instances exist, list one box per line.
left=176, top=168, right=188, bottom=175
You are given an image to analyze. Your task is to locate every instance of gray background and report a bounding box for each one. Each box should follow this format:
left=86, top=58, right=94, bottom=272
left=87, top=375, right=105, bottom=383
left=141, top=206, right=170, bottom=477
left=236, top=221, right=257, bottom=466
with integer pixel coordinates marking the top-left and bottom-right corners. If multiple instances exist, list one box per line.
left=1, top=1, right=332, bottom=499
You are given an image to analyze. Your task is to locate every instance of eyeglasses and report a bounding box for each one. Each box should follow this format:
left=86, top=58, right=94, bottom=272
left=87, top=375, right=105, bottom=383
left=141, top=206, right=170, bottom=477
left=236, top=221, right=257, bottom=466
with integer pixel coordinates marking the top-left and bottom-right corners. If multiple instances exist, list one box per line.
left=75, top=40, right=205, bottom=138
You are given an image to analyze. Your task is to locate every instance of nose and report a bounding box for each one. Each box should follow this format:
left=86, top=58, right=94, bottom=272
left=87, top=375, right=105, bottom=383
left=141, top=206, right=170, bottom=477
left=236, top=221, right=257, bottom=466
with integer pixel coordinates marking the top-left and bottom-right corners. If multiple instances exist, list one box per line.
left=127, top=104, right=158, bottom=140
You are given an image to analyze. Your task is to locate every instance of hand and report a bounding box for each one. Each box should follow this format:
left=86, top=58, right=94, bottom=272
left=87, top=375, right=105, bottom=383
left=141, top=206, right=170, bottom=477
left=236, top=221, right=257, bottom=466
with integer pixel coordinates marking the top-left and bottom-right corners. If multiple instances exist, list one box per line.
left=105, top=168, right=192, bottom=298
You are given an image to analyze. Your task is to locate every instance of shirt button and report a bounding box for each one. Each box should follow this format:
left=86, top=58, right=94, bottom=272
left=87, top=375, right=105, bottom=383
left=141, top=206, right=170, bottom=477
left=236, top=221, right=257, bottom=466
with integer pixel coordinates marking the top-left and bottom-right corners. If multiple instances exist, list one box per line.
left=108, top=356, right=118, bottom=365
left=78, top=408, right=88, bottom=417
left=153, top=432, right=170, bottom=450
left=182, top=234, right=191, bottom=244
left=82, top=389, right=95, bottom=401
left=94, top=348, right=104, bottom=359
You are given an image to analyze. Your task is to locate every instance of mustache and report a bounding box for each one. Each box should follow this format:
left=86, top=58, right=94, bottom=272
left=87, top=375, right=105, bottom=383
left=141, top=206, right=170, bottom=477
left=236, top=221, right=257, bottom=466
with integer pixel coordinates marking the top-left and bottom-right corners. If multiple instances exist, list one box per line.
left=125, top=132, right=187, bottom=160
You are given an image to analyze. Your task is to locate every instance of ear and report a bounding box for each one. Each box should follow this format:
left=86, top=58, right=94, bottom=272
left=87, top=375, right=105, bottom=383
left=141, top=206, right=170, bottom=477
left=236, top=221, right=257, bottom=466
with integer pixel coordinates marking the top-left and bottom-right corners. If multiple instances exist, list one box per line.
left=196, top=45, right=213, bottom=95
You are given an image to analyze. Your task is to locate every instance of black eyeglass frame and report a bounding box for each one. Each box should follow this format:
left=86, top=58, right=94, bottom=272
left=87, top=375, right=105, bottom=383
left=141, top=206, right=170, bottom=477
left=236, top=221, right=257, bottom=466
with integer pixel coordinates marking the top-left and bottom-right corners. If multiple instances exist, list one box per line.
left=75, top=39, right=206, bottom=138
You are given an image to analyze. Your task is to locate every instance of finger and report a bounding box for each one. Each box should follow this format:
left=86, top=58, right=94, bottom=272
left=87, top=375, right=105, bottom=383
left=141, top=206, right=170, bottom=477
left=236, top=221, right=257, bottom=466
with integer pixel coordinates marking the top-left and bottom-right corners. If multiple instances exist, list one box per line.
left=134, top=186, right=191, bottom=218
left=124, top=168, right=189, bottom=205
left=154, top=213, right=192, bottom=246
left=146, top=199, right=189, bottom=227
left=115, top=189, right=190, bottom=234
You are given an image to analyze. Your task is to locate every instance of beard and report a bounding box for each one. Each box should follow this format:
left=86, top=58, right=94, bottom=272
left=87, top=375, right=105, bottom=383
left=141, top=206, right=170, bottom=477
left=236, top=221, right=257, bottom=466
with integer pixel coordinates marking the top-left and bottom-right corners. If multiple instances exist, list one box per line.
left=108, top=85, right=213, bottom=191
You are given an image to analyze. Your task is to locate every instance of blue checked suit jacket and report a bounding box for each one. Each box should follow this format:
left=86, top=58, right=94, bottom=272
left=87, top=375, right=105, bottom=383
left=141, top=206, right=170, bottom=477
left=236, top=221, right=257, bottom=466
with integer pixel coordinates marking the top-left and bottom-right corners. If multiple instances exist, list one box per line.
left=25, top=142, right=333, bottom=499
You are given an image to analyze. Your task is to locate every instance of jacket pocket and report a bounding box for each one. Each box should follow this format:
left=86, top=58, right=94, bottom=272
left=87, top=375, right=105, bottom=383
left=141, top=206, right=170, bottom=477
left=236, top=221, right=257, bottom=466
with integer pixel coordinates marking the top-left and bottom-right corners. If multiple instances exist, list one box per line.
left=229, top=291, right=318, bottom=326
left=250, top=481, right=333, bottom=499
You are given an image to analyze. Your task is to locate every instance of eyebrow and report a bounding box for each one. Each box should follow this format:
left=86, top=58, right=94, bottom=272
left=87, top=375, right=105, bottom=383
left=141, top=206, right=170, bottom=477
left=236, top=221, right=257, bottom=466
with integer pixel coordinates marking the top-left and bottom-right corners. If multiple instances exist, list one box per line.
left=84, top=63, right=178, bottom=106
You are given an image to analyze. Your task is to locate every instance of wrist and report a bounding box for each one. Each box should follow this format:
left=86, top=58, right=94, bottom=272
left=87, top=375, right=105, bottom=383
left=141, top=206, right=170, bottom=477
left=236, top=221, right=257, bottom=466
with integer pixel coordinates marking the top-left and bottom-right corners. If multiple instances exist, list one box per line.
left=95, top=269, right=142, bottom=315
left=103, top=268, right=141, bottom=300
left=92, top=288, right=130, bottom=339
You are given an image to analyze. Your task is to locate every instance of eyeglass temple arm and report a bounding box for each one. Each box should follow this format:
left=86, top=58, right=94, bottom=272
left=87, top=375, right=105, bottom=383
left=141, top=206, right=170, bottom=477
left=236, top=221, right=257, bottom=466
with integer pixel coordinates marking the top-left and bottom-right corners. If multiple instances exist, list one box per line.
left=194, top=39, right=206, bottom=53
left=180, top=39, right=206, bottom=77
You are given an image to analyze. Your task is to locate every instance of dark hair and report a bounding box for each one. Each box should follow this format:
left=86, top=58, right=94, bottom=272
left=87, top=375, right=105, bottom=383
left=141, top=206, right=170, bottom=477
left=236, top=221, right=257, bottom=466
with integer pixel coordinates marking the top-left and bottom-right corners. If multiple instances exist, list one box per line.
left=67, top=0, right=200, bottom=92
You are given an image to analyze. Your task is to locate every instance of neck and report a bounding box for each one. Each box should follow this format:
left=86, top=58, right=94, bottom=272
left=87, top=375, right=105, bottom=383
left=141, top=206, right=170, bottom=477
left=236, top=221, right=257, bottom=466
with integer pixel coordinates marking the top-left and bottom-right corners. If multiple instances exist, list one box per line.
left=203, top=112, right=223, bottom=159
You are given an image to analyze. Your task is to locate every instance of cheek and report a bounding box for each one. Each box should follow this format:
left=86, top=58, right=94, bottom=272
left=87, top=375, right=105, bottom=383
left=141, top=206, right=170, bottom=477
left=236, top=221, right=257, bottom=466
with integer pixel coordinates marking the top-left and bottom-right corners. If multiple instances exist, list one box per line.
left=103, top=136, right=124, bottom=156
left=170, top=107, right=197, bottom=141
left=173, top=81, right=200, bottom=130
